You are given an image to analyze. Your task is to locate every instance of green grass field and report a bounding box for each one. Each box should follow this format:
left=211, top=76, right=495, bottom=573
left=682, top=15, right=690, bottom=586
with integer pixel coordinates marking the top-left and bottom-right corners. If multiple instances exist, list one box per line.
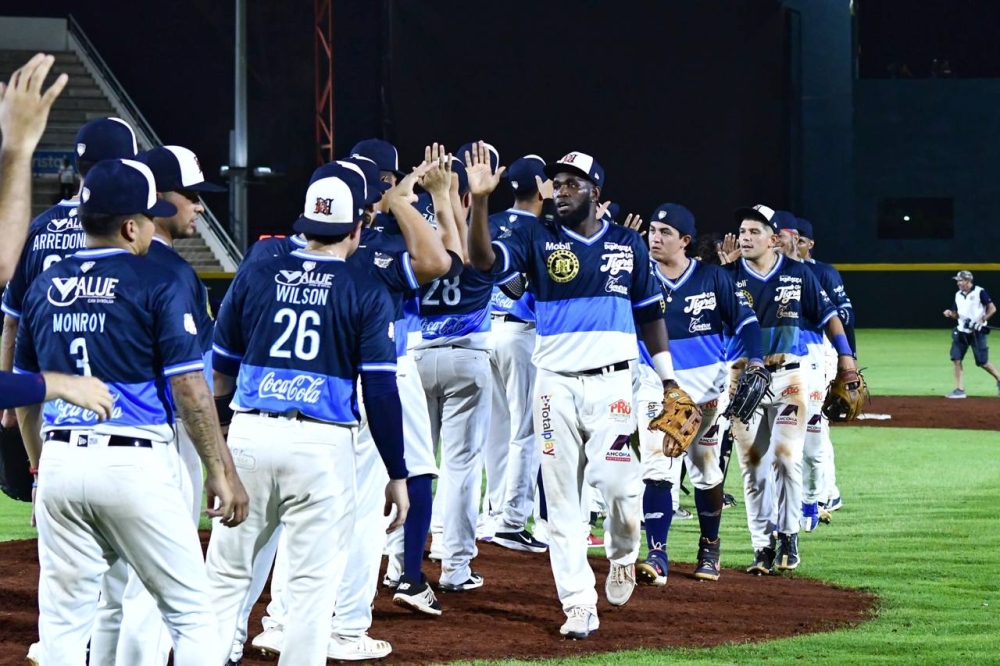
left=2, top=330, right=997, bottom=665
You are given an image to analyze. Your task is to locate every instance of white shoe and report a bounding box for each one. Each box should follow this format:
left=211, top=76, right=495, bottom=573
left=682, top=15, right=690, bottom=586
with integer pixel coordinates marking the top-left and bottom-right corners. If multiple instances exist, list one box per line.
left=27, top=642, right=42, bottom=666
left=228, top=638, right=244, bottom=664
left=559, top=606, right=599, bottom=638
left=605, top=562, right=636, bottom=606
left=251, top=626, right=285, bottom=656
left=328, top=633, right=392, bottom=661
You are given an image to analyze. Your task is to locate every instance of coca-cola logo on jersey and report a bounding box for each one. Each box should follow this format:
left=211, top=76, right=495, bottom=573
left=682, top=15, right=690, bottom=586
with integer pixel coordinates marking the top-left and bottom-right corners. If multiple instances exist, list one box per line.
left=258, top=372, right=325, bottom=404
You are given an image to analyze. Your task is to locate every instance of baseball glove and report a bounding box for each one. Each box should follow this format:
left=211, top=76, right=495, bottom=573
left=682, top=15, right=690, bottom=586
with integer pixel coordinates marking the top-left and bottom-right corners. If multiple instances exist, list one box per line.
left=0, top=424, right=32, bottom=503
left=648, top=383, right=703, bottom=457
left=822, top=367, right=868, bottom=422
left=723, top=364, right=772, bottom=424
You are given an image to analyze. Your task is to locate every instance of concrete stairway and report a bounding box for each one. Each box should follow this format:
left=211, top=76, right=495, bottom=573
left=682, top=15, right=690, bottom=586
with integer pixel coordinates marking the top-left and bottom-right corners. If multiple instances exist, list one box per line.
left=0, top=49, right=225, bottom=273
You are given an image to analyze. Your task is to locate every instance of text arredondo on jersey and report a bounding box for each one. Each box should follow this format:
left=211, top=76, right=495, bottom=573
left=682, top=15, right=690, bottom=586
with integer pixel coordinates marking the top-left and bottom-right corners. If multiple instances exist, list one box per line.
left=275, top=261, right=333, bottom=306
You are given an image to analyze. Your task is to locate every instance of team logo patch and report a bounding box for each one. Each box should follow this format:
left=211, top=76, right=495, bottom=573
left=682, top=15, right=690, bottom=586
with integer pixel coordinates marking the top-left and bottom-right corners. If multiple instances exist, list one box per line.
left=658, top=210, right=667, bottom=220
left=80, top=261, right=95, bottom=274
left=738, top=289, right=753, bottom=308
left=688, top=315, right=711, bottom=334
left=546, top=249, right=579, bottom=283
left=46, top=218, right=83, bottom=234
left=605, top=274, right=627, bottom=295
left=81, top=187, right=91, bottom=202
left=388, top=321, right=395, bottom=340
left=313, top=197, right=334, bottom=216
left=605, top=434, right=631, bottom=462
left=302, top=261, right=317, bottom=272
left=76, top=142, right=86, bottom=156
left=374, top=251, right=393, bottom=268
left=183, top=313, right=198, bottom=335
left=780, top=385, right=800, bottom=397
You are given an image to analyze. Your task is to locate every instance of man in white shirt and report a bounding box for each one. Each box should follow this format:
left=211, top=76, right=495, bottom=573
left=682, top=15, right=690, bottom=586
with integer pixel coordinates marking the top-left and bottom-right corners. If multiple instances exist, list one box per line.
left=943, top=270, right=1000, bottom=398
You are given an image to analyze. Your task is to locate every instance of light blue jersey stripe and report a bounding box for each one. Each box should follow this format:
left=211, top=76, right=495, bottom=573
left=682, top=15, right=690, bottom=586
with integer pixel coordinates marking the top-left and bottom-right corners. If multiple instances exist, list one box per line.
left=535, top=296, right=635, bottom=338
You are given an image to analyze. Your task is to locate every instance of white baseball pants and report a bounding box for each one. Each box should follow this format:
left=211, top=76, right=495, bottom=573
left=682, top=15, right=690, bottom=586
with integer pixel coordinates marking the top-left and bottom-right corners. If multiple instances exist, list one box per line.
left=535, top=365, right=643, bottom=612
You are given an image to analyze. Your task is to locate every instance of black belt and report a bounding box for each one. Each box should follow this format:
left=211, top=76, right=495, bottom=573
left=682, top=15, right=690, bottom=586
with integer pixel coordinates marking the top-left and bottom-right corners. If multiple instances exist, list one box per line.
left=46, top=430, right=153, bottom=448
left=765, top=362, right=800, bottom=373
left=245, top=409, right=328, bottom=425
left=491, top=313, right=527, bottom=324
left=579, top=360, right=630, bottom=376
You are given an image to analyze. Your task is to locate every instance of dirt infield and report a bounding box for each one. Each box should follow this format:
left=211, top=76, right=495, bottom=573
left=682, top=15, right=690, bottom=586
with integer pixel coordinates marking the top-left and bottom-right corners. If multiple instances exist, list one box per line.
left=839, top=395, right=1000, bottom=431
left=6, top=393, right=991, bottom=664
left=0, top=533, right=875, bottom=666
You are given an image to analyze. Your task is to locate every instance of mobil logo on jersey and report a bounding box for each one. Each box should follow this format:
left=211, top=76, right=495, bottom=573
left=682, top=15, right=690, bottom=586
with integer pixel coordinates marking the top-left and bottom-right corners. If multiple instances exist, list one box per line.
left=46, top=275, right=119, bottom=307
left=258, top=371, right=326, bottom=404
left=540, top=394, right=555, bottom=456
left=608, top=398, right=633, bottom=423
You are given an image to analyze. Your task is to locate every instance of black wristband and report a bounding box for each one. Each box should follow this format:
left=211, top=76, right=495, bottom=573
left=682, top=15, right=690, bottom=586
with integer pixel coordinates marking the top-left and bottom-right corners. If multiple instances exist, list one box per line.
left=214, top=393, right=235, bottom=427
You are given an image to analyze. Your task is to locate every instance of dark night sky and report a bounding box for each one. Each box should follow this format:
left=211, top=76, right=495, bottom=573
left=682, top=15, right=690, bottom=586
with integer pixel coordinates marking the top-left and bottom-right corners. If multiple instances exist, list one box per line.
left=5, top=0, right=999, bottom=247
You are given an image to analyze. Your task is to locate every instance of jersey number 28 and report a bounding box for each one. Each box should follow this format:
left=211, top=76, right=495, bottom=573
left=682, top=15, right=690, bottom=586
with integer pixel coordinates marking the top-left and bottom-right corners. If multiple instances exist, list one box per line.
left=269, top=308, right=320, bottom=361
left=422, top=277, right=462, bottom=307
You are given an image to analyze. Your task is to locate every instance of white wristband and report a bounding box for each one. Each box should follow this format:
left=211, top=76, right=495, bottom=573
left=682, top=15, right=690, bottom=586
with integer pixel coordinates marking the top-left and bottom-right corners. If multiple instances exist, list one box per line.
left=651, top=351, right=675, bottom=382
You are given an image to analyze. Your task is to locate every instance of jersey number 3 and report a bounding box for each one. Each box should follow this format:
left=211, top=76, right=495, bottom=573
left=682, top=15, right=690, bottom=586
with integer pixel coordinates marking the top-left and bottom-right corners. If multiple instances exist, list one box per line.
left=269, top=308, right=321, bottom=361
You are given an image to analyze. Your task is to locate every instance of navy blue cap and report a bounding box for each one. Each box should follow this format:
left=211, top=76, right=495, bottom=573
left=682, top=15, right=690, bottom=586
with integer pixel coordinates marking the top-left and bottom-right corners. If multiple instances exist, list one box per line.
left=505, top=155, right=546, bottom=194
left=457, top=142, right=499, bottom=174
left=139, top=146, right=226, bottom=193
left=80, top=159, right=177, bottom=218
left=349, top=138, right=403, bottom=177
left=293, top=164, right=366, bottom=235
left=601, top=202, right=621, bottom=223
left=544, top=151, right=605, bottom=188
left=75, top=117, right=137, bottom=163
left=795, top=217, right=814, bottom=239
left=650, top=203, right=696, bottom=239
left=336, top=156, right=390, bottom=206
left=734, top=204, right=778, bottom=231
left=451, top=156, right=469, bottom=194
left=772, top=210, right=799, bottom=234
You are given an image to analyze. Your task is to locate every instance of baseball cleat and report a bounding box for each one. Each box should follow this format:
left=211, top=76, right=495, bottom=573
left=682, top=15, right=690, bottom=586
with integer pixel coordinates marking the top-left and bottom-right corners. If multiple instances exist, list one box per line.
left=250, top=626, right=285, bottom=656
left=392, top=575, right=443, bottom=616
left=491, top=527, right=548, bottom=553
left=327, top=632, right=392, bottom=661
left=776, top=532, right=801, bottom=570
left=560, top=606, right=599, bottom=639
left=586, top=533, right=604, bottom=548
left=636, top=549, right=668, bottom=586
left=673, top=507, right=694, bottom=520
left=605, top=562, right=637, bottom=605
left=382, top=572, right=399, bottom=589
left=722, top=493, right=738, bottom=509
left=800, top=501, right=820, bottom=532
left=693, top=537, right=722, bottom=581
left=747, top=547, right=777, bottom=575
left=26, top=642, right=42, bottom=666
left=439, top=571, right=484, bottom=592
left=824, top=495, right=843, bottom=512
left=946, top=388, right=967, bottom=399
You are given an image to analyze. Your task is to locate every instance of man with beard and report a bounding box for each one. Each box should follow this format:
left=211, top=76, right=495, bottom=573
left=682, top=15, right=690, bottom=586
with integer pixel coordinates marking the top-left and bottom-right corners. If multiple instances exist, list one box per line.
left=467, top=144, right=686, bottom=639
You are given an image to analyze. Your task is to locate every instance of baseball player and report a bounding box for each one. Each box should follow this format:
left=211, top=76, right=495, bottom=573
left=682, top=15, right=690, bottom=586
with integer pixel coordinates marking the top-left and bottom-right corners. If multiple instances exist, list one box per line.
left=206, top=165, right=412, bottom=665
left=14, top=158, right=241, bottom=664
left=633, top=204, right=763, bottom=585
left=468, top=143, right=678, bottom=639
left=2, top=117, right=137, bottom=434
left=944, top=270, right=1000, bottom=398
left=728, top=204, right=857, bottom=574
left=85, top=145, right=230, bottom=666
left=774, top=216, right=854, bottom=528
left=480, top=155, right=548, bottom=553
left=413, top=145, right=500, bottom=593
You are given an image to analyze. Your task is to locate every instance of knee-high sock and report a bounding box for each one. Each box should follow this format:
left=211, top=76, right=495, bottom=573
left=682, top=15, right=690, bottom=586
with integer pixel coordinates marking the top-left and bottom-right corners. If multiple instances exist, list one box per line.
left=642, top=479, right=673, bottom=552
left=694, top=483, right=724, bottom=541
left=404, top=475, right=433, bottom=580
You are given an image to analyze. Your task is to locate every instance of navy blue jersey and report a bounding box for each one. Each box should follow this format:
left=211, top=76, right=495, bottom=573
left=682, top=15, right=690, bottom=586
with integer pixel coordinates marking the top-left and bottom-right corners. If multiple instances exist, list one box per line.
left=355, top=227, right=420, bottom=356
left=238, top=235, right=304, bottom=273
left=213, top=249, right=397, bottom=425
left=492, top=219, right=663, bottom=372
left=728, top=255, right=837, bottom=360
left=2, top=199, right=86, bottom=320
left=803, top=258, right=853, bottom=343
left=488, top=209, right=537, bottom=323
left=639, top=259, right=757, bottom=402
left=13, top=247, right=205, bottom=441
left=147, top=238, right=215, bottom=387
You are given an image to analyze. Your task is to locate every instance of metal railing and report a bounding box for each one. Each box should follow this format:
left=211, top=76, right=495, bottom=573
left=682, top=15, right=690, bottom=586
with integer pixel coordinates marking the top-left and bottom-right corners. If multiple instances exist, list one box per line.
left=66, top=15, right=243, bottom=270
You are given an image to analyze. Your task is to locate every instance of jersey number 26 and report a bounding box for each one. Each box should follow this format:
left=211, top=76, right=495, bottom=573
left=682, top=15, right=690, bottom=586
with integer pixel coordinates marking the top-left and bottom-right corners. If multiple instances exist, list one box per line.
left=269, top=308, right=320, bottom=361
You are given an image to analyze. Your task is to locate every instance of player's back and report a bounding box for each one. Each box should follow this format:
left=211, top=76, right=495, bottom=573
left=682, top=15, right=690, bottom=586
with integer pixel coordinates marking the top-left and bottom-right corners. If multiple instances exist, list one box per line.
left=17, top=248, right=200, bottom=441
left=2, top=200, right=86, bottom=319
left=489, top=209, right=537, bottom=323
left=216, top=249, right=393, bottom=425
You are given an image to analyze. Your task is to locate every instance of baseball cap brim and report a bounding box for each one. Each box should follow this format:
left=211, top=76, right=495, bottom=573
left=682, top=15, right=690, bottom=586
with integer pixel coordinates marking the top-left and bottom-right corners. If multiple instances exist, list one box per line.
left=147, top=199, right=178, bottom=218
left=184, top=181, right=227, bottom=193
left=543, top=162, right=596, bottom=184
left=734, top=206, right=772, bottom=228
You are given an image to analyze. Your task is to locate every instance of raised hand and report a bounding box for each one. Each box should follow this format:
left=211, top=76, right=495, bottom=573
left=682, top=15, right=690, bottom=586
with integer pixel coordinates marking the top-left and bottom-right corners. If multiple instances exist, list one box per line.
left=719, top=232, right=740, bottom=264
left=466, top=141, right=506, bottom=197
left=622, top=213, right=645, bottom=236
left=596, top=201, right=611, bottom=220
left=420, top=143, right=452, bottom=195
left=535, top=175, right=553, bottom=200
left=0, top=53, right=68, bottom=155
